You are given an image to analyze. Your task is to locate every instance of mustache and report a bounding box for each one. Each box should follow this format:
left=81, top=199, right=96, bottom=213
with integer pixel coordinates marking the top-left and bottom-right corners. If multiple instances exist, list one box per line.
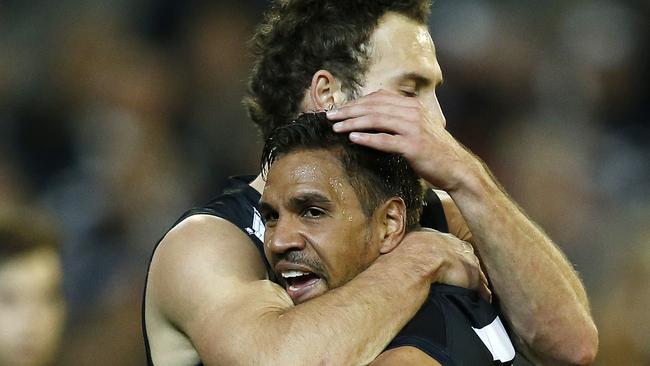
left=274, top=251, right=328, bottom=281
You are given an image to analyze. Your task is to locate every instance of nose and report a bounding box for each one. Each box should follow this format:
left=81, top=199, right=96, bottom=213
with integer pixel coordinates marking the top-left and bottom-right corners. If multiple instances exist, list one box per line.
left=265, top=217, right=306, bottom=255
left=428, top=92, right=446, bottom=128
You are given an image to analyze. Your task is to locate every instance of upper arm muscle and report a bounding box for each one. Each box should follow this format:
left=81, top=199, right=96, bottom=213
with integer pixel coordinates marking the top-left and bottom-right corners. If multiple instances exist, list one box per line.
left=370, top=346, right=442, bottom=366
left=147, top=214, right=294, bottom=365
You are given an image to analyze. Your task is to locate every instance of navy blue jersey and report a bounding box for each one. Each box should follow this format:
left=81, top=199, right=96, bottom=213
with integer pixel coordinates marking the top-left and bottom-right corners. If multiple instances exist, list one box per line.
left=143, top=176, right=528, bottom=365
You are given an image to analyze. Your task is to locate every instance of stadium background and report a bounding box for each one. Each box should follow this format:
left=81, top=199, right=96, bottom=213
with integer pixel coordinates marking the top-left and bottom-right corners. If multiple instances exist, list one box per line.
left=1, top=1, right=648, bottom=364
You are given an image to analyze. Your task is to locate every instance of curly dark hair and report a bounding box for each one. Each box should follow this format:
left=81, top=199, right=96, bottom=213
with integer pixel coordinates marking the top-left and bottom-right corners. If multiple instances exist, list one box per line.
left=261, top=112, right=423, bottom=231
left=244, top=0, right=432, bottom=139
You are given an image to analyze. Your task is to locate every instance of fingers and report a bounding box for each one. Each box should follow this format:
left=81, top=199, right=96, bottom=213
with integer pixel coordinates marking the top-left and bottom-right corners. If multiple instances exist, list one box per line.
left=399, top=230, right=487, bottom=294
left=456, top=242, right=492, bottom=302
left=347, top=132, right=404, bottom=154
left=441, top=238, right=483, bottom=291
left=332, top=112, right=415, bottom=135
left=479, top=269, right=492, bottom=302
left=327, top=89, right=420, bottom=122
left=480, top=282, right=493, bottom=303
left=456, top=239, right=474, bottom=255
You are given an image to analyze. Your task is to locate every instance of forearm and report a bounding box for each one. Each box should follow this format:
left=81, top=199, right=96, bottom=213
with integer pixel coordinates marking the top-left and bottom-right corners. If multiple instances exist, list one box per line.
left=448, top=159, right=597, bottom=365
left=209, top=252, right=431, bottom=366
left=325, top=89, right=596, bottom=364
left=279, top=255, right=429, bottom=365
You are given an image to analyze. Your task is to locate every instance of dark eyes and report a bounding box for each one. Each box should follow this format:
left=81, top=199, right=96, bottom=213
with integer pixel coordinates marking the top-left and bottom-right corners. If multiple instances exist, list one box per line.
left=261, top=207, right=325, bottom=225
left=262, top=211, right=278, bottom=224
left=302, top=207, right=325, bottom=218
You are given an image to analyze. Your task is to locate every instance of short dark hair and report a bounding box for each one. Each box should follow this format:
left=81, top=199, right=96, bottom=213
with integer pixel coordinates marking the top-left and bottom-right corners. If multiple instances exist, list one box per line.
left=244, top=0, right=432, bottom=139
left=261, top=113, right=423, bottom=231
left=0, top=208, right=61, bottom=262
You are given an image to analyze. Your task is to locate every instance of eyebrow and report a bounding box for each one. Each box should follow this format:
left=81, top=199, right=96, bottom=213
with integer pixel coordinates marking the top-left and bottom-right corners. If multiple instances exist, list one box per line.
left=258, top=200, right=275, bottom=216
left=259, top=191, right=333, bottom=215
left=288, top=192, right=332, bottom=210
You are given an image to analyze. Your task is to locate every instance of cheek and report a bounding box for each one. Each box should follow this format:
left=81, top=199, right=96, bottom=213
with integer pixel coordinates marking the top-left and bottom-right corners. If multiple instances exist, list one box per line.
left=314, top=222, right=375, bottom=286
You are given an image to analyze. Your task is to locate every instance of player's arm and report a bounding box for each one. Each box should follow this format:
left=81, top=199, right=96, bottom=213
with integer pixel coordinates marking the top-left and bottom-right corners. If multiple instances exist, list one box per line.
left=437, top=167, right=597, bottom=365
left=329, top=90, right=598, bottom=365
left=370, top=347, right=442, bottom=366
left=435, top=189, right=472, bottom=243
left=147, top=215, right=481, bottom=366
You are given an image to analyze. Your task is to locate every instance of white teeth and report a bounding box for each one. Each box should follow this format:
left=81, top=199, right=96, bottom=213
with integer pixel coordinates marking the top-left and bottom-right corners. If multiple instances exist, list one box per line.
left=281, top=270, right=308, bottom=278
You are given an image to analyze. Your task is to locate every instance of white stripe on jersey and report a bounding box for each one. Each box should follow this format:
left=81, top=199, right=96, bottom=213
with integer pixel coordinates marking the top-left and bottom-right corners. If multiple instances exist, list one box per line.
left=472, top=316, right=516, bottom=362
left=245, top=207, right=265, bottom=242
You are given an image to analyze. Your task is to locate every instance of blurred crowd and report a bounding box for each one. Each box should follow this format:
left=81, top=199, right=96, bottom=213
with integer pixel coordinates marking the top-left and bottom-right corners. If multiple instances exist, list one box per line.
left=0, top=1, right=648, bottom=365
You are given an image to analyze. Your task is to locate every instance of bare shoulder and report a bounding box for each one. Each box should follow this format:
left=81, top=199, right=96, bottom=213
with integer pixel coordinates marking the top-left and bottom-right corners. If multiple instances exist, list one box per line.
left=147, top=214, right=268, bottom=331
left=145, top=214, right=296, bottom=364
left=433, top=189, right=472, bottom=242
left=370, top=346, right=442, bottom=366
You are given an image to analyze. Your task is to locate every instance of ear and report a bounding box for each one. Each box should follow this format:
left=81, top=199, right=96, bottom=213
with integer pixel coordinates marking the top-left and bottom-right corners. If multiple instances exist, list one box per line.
left=376, top=198, right=408, bottom=254
left=305, top=70, right=346, bottom=111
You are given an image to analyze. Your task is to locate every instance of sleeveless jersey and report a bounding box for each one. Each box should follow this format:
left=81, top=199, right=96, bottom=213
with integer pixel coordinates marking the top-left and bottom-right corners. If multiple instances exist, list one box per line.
left=143, top=175, right=529, bottom=365
left=142, top=176, right=265, bottom=366
left=386, top=284, right=534, bottom=365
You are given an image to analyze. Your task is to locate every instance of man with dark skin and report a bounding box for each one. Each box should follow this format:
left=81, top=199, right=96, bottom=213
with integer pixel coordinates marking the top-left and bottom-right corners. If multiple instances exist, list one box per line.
left=144, top=1, right=598, bottom=365
left=260, top=113, right=521, bottom=365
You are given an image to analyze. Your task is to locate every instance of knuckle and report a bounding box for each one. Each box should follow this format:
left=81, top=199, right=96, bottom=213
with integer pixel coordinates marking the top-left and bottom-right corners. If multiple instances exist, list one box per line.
left=405, top=106, right=420, bottom=121
left=366, top=98, right=382, bottom=107
left=406, top=97, right=421, bottom=108
left=442, top=232, right=456, bottom=241
left=356, top=115, right=370, bottom=127
left=372, top=113, right=385, bottom=124
left=378, top=133, right=393, bottom=145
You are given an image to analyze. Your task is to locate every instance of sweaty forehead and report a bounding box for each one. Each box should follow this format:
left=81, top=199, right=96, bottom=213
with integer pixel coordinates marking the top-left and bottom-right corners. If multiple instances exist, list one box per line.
left=265, top=149, right=352, bottom=195
left=374, top=14, right=434, bottom=54
left=276, top=150, right=342, bottom=182
left=365, top=12, right=439, bottom=83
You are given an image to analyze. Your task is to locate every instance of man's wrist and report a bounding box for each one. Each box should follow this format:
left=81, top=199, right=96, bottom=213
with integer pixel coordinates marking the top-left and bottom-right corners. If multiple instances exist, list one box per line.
left=444, top=151, right=491, bottom=197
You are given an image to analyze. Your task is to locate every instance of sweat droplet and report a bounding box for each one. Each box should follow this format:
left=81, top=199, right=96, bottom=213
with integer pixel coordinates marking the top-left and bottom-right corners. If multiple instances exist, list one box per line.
left=329, top=177, right=346, bottom=201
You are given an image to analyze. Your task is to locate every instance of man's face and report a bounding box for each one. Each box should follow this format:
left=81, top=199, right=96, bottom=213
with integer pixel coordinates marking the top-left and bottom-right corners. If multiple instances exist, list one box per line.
left=0, top=248, right=65, bottom=366
left=260, top=149, right=383, bottom=304
left=359, top=12, right=446, bottom=126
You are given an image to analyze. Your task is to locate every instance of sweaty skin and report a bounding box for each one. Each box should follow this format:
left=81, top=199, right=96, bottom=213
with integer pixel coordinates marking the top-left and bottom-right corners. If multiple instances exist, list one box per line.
left=145, top=9, right=596, bottom=366
left=261, top=150, right=379, bottom=304
left=146, top=173, right=483, bottom=365
left=262, top=148, right=445, bottom=365
left=326, top=12, right=598, bottom=365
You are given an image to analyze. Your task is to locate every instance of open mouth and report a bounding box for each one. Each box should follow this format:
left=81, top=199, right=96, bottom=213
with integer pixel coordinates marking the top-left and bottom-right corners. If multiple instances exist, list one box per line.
left=280, top=269, right=323, bottom=303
